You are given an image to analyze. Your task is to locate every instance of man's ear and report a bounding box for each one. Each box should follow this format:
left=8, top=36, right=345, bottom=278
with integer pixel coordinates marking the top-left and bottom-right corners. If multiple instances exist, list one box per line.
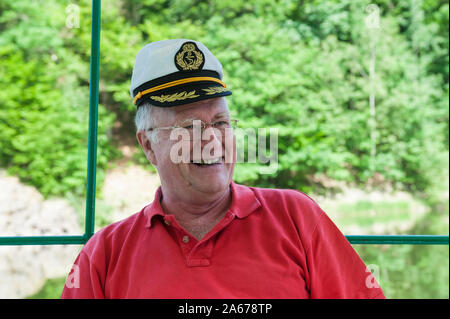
left=136, top=130, right=158, bottom=166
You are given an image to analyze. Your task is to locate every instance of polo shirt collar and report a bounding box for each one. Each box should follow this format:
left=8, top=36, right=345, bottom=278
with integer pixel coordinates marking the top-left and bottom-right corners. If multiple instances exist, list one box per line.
left=144, top=181, right=261, bottom=227
left=229, top=181, right=261, bottom=219
left=144, top=187, right=165, bottom=228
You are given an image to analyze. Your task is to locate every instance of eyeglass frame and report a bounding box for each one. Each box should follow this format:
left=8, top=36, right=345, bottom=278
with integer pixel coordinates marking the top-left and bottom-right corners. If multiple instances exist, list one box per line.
left=145, top=118, right=239, bottom=133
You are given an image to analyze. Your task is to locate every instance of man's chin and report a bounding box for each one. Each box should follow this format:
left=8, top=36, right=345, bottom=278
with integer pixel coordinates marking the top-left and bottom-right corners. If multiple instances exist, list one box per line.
left=186, top=174, right=231, bottom=195
left=179, top=162, right=234, bottom=196
left=191, top=180, right=229, bottom=195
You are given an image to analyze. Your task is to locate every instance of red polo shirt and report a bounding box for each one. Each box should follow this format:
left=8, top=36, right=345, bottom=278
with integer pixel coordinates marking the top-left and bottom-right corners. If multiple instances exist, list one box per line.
left=61, top=182, right=385, bottom=299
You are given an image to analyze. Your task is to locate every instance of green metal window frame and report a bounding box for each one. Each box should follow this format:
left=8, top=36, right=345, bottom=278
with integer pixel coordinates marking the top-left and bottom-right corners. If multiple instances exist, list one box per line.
left=0, top=0, right=448, bottom=247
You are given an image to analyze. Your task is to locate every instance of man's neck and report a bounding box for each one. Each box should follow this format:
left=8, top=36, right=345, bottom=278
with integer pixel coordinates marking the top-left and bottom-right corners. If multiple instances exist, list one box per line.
left=160, top=186, right=232, bottom=240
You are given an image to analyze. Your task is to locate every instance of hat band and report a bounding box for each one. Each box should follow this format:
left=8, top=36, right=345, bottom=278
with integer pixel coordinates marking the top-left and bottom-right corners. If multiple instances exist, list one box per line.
left=133, top=77, right=226, bottom=105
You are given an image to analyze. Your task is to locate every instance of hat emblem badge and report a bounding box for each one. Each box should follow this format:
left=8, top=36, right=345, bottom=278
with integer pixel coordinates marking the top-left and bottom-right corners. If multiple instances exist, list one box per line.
left=175, top=42, right=205, bottom=71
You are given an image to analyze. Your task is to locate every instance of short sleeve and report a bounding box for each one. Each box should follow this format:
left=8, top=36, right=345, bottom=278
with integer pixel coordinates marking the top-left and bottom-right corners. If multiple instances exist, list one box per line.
left=60, top=250, right=106, bottom=299
left=305, top=212, right=385, bottom=299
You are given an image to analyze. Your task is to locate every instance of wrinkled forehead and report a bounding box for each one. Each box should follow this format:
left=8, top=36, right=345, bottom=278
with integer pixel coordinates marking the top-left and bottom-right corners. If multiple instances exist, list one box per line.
left=153, top=97, right=230, bottom=126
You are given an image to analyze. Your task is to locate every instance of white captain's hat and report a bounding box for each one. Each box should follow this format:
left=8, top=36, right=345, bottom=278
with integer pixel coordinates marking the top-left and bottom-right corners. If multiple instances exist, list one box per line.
left=130, top=39, right=232, bottom=108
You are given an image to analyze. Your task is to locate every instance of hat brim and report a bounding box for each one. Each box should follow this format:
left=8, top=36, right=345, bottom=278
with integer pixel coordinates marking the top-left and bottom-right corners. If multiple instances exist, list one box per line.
left=135, top=82, right=232, bottom=107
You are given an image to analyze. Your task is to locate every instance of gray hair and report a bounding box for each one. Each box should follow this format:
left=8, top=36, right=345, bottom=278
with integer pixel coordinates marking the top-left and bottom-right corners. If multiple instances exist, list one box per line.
left=135, top=102, right=154, bottom=131
left=135, top=102, right=159, bottom=143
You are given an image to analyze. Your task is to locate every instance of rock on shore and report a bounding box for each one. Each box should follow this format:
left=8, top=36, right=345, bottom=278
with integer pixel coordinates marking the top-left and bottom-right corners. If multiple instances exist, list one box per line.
left=0, top=170, right=82, bottom=298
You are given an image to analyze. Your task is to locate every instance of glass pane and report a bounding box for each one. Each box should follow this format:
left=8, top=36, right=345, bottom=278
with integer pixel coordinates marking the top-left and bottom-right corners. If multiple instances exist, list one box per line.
left=0, top=0, right=93, bottom=236
left=354, top=244, right=449, bottom=299
left=0, top=245, right=82, bottom=298
left=315, top=191, right=449, bottom=236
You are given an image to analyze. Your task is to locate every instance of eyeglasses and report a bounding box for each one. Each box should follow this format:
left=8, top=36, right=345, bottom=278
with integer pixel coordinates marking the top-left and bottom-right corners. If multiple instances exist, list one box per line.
left=147, top=118, right=239, bottom=135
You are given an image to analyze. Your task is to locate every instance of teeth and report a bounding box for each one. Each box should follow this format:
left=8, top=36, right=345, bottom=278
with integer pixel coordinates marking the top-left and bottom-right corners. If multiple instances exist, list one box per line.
left=203, top=158, right=221, bottom=164
left=193, top=158, right=221, bottom=165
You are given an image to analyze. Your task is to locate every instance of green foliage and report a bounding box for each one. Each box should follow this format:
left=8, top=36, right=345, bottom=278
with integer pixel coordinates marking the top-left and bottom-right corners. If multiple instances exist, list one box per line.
left=355, top=244, right=449, bottom=298
left=203, top=0, right=448, bottom=192
left=1, top=0, right=447, bottom=196
left=26, top=277, right=66, bottom=299
left=0, top=0, right=119, bottom=198
left=116, top=0, right=448, bottom=193
left=354, top=209, right=449, bottom=298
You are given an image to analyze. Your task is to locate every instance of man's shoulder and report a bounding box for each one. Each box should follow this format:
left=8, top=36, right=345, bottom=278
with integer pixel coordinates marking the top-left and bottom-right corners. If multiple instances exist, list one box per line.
left=82, top=206, right=149, bottom=255
left=244, top=183, right=320, bottom=208
left=237, top=183, right=326, bottom=226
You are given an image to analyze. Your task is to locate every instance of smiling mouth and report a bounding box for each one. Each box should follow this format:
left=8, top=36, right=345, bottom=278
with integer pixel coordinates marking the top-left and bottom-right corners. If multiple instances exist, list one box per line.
left=190, top=158, right=222, bottom=166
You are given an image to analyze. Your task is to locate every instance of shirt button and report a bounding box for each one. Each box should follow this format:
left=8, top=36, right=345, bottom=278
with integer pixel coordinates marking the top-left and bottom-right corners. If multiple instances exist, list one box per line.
left=182, top=235, right=190, bottom=243
left=164, top=219, right=171, bottom=226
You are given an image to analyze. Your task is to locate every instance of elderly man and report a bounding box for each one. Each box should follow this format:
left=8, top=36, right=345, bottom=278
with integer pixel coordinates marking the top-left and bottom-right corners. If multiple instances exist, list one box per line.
left=61, top=39, right=385, bottom=299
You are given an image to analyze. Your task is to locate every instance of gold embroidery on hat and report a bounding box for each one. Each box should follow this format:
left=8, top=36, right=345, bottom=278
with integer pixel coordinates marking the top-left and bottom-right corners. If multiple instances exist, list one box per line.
left=150, top=90, right=200, bottom=103
left=202, top=86, right=229, bottom=95
left=133, top=77, right=226, bottom=105
left=175, top=43, right=204, bottom=71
